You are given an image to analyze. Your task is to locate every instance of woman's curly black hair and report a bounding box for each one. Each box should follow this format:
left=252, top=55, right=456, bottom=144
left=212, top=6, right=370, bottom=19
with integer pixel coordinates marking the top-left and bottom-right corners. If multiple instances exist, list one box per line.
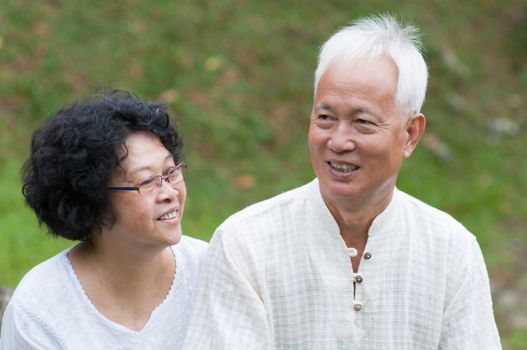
left=22, top=90, right=183, bottom=241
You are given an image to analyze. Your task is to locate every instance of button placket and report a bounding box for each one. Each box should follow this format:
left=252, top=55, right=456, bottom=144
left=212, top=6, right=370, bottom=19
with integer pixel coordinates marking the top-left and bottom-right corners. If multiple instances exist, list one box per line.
left=347, top=247, right=358, bottom=257
left=353, top=272, right=364, bottom=284
left=345, top=247, right=373, bottom=313
left=353, top=271, right=364, bottom=312
left=353, top=301, right=363, bottom=312
left=352, top=252, right=372, bottom=313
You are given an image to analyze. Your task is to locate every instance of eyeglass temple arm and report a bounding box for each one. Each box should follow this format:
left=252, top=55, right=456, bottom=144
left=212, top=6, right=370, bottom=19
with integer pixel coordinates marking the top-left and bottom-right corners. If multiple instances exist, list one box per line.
left=107, top=186, right=140, bottom=191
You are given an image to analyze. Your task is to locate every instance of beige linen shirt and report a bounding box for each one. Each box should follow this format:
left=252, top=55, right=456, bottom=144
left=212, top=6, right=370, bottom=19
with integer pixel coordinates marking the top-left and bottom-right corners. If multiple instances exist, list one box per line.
left=184, top=179, right=501, bottom=349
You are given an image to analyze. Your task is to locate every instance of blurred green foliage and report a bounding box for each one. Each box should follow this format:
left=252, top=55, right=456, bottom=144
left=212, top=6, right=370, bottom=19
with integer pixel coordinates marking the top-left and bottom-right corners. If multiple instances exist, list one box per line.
left=1, top=0, right=525, bottom=347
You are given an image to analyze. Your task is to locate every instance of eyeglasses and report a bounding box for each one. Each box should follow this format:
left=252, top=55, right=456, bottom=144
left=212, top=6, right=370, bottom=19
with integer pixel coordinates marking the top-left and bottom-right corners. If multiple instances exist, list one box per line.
left=108, top=163, right=186, bottom=195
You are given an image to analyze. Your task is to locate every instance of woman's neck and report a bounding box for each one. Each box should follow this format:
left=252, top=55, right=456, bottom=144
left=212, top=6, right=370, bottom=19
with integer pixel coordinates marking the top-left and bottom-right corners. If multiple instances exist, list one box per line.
left=68, top=237, right=176, bottom=331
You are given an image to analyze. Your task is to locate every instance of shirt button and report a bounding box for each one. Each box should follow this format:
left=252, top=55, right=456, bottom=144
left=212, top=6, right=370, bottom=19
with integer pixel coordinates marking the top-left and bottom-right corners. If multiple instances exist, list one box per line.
left=347, top=247, right=358, bottom=257
left=353, top=301, right=363, bottom=311
left=364, top=252, right=372, bottom=260
left=354, top=273, right=364, bottom=283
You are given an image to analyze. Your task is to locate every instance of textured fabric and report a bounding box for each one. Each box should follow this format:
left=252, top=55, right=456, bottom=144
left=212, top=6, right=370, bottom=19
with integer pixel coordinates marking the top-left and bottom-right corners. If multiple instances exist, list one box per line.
left=0, top=235, right=208, bottom=350
left=183, top=179, right=501, bottom=350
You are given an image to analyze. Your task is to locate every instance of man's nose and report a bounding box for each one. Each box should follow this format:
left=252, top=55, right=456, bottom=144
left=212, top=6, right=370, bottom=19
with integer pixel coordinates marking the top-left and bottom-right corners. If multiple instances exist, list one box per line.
left=327, top=123, right=356, bottom=152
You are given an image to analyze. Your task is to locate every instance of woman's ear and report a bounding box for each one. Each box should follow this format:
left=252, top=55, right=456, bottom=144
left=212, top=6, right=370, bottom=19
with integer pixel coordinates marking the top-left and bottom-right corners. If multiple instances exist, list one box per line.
left=403, top=113, right=426, bottom=158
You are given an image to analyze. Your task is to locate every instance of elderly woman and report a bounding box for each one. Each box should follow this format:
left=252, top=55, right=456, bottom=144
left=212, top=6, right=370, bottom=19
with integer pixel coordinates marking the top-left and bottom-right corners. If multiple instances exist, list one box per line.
left=0, top=90, right=208, bottom=349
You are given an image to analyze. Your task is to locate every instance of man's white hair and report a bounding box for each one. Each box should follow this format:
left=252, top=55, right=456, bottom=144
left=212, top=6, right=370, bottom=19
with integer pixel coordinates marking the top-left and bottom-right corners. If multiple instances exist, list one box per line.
left=314, top=14, right=428, bottom=114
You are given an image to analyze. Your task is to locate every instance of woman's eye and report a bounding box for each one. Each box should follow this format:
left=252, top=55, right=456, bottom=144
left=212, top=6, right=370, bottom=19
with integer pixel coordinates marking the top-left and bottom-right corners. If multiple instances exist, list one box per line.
left=139, top=177, right=156, bottom=187
left=165, top=166, right=178, bottom=175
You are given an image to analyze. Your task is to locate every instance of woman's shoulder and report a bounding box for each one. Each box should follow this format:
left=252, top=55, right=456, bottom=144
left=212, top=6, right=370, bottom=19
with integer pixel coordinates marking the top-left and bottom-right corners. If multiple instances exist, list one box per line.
left=171, top=236, right=208, bottom=287
left=172, top=236, right=209, bottom=272
left=175, top=235, right=208, bottom=253
left=6, top=247, right=75, bottom=330
left=11, top=248, right=72, bottom=301
left=173, top=235, right=208, bottom=264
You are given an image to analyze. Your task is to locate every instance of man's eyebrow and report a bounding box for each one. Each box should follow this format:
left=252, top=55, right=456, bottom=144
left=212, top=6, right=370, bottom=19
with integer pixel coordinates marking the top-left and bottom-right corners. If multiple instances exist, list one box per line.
left=352, top=107, right=377, bottom=117
left=314, top=103, right=333, bottom=112
left=314, top=103, right=377, bottom=117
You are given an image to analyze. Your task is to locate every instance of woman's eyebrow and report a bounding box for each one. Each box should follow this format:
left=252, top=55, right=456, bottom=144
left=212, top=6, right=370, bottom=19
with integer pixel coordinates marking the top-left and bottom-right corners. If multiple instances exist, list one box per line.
left=127, top=155, right=174, bottom=175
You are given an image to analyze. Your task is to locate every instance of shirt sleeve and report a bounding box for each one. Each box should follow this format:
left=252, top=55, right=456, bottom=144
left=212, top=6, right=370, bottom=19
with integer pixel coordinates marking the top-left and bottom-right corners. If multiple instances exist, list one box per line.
left=439, top=238, right=502, bottom=350
left=0, top=300, right=63, bottom=350
left=183, top=228, right=274, bottom=350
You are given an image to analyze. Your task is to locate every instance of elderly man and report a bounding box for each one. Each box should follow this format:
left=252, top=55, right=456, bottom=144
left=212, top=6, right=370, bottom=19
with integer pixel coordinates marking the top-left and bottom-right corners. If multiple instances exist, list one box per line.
left=184, top=15, right=501, bottom=349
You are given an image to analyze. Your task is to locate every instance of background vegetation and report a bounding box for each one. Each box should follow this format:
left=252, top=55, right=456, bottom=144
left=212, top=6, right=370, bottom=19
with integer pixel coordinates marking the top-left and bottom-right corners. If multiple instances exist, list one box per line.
left=1, top=0, right=525, bottom=347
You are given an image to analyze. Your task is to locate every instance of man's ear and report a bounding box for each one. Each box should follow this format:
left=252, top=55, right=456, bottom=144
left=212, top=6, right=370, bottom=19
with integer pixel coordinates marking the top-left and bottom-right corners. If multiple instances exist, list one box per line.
left=403, top=113, right=426, bottom=158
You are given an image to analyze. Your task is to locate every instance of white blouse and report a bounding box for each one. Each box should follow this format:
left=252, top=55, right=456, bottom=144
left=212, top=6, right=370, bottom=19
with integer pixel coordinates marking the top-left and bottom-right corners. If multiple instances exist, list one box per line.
left=0, top=235, right=208, bottom=349
left=183, top=179, right=501, bottom=349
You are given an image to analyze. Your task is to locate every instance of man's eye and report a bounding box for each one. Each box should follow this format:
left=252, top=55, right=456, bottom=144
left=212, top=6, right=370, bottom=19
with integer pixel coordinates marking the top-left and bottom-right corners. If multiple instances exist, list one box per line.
left=318, top=114, right=332, bottom=120
left=356, top=119, right=370, bottom=124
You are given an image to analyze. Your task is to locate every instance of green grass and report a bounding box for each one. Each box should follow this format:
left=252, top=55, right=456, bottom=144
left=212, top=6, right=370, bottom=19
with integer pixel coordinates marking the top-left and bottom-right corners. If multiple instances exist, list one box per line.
left=0, top=157, right=71, bottom=285
left=1, top=1, right=526, bottom=347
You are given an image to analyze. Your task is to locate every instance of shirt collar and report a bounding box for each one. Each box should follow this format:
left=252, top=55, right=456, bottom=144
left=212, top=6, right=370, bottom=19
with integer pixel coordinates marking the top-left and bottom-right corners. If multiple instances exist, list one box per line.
left=367, top=188, right=400, bottom=238
left=307, top=178, right=340, bottom=235
left=307, top=178, right=400, bottom=239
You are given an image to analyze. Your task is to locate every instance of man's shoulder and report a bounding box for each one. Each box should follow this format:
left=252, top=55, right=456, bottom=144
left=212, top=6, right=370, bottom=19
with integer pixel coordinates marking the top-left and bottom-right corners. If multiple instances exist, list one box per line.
left=207, top=181, right=318, bottom=267
left=395, top=189, right=475, bottom=242
left=397, top=189, right=459, bottom=219
left=396, top=189, right=455, bottom=219
left=221, top=181, right=314, bottom=229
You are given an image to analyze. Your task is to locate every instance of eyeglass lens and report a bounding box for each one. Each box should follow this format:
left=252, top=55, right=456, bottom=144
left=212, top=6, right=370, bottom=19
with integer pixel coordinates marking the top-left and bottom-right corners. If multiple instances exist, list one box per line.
left=139, top=167, right=184, bottom=194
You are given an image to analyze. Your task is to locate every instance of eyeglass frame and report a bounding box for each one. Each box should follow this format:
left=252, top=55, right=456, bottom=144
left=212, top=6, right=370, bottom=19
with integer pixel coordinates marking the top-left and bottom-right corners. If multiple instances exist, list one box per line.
left=107, top=162, right=186, bottom=195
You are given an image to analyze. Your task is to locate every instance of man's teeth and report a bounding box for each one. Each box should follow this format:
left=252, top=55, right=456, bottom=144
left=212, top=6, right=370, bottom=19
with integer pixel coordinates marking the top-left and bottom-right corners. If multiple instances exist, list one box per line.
left=159, top=211, right=178, bottom=220
left=329, top=161, right=358, bottom=172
